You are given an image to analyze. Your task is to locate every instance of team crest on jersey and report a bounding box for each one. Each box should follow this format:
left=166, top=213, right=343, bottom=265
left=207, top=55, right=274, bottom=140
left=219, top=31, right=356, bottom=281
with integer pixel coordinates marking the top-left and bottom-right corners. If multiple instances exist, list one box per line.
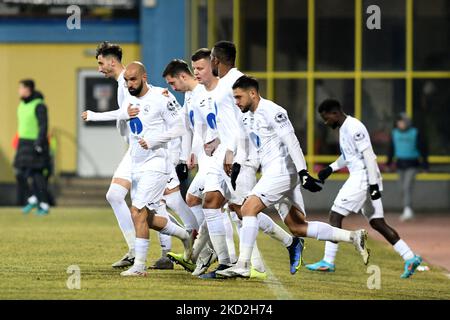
left=167, top=100, right=177, bottom=111
left=354, top=131, right=365, bottom=141
left=143, top=105, right=150, bottom=113
left=274, top=112, right=288, bottom=123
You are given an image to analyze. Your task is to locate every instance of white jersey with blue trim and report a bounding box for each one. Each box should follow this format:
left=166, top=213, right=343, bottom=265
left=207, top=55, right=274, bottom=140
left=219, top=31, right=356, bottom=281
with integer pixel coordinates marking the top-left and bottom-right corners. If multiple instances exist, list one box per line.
left=213, top=68, right=246, bottom=155
left=246, top=98, right=298, bottom=175
left=185, top=83, right=218, bottom=170
left=339, top=115, right=380, bottom=177
left=124, top=85, right=181, bottom=174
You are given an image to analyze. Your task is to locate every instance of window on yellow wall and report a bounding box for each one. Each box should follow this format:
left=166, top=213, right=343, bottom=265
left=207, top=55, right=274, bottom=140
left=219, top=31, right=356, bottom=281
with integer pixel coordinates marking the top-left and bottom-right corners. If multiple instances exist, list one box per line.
left=314, top=79, right=355, bottom=156
left=362, top=0, right=405, bottom=70
left=316, top=0, right=355, bottom=71
left=362, top=79, right=405, bottom=155
left=274, top=0, right=307, bottom=71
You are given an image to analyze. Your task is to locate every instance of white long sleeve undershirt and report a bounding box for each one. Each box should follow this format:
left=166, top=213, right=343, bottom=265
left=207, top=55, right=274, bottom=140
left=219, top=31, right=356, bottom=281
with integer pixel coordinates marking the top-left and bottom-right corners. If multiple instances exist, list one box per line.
left=279, top=131, right=307, bottom=172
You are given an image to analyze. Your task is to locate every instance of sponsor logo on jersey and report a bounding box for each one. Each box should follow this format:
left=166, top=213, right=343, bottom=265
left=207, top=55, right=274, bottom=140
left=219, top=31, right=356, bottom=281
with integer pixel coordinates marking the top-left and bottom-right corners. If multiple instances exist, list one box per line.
left=354, top=131, right=365, bottom=141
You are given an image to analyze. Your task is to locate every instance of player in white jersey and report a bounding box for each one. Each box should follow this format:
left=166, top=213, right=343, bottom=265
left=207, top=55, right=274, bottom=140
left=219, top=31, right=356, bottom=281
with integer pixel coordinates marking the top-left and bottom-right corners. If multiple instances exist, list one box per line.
left=117, top=62, right=195, bottom=276
left=161, top=58, right=219, bottom=274
left=306, top=99, right=422, bottom=278
left=199, top=41, right=301, bottom=279
left=216, top=76, right=371, bottom=279
left=81, top=42, right=136, bottom=268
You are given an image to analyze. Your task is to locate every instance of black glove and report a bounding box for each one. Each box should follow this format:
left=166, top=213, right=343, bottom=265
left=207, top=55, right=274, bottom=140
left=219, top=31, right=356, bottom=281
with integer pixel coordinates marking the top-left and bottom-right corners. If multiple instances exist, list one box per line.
left=318, top=166, right=333, bottom=183
left=369, top=184, right=381, bottom=200
left=298, top=169, right=322, bottom=192
left=175, top=163, right=188, bottom=182
left=230, top=163, right=241, bottom=190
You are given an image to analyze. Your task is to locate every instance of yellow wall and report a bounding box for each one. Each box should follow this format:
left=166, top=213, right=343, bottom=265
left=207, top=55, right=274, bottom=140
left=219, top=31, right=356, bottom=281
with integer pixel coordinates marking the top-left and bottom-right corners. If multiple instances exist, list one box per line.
left=0, top=43, right=140, bottom=182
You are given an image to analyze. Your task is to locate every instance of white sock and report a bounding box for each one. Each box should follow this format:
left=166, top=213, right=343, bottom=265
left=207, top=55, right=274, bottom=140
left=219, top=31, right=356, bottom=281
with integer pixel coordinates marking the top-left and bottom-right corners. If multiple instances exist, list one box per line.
left=106, top=183, right=136, bottom=251
left=28, top=195, right=38, bottom=205
left=158, top=233, right=172, bottom=255
left=165, top=191, right=199, bottom=231
left=251, top=242, right=265, bottom=272
left=204, top=208, right=230, bottom=265
left=160, top=218, right=188, bottom=241
left=323, top=241, right=339, bottom=264
left=39, top=202, right=49, bottom=210
left=191, top=221, right=210, bottom=262
left=257, top=213, right=292, bottom=247
left=393, top=239, right=415, bottom=261
left=237, top=216, right=258, bottom=268
left=134, top=238, right=149, bottom=269
left=306, top=221, right=352, bottom=243
left=223, top=212, right=237, bottom=264
left=190, top=204, right=205, bottom=227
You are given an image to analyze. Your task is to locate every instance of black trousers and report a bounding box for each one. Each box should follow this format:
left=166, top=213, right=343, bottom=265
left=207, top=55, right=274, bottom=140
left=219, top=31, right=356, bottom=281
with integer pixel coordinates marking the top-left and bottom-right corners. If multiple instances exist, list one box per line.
left=15, top=167, right=50, bottom=205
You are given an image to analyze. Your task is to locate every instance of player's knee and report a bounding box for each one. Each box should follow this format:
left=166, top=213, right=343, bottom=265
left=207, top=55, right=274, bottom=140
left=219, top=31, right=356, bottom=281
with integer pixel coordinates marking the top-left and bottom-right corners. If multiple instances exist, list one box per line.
left=203, top=192, right=221, bottom=209
left=329, top=211, right=344, bottom=228
left=369, top=218, right=386, bottom=232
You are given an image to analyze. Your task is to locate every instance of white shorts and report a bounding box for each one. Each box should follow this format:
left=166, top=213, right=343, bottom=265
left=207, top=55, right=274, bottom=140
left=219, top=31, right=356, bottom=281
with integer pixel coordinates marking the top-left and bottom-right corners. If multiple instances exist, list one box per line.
left=112, top=148, right=132, bottom=182
left=165, top=167, right=180, bottom=190
left=131, top=170, right=170, bottom=210
left=332, top=172, right=384, bottom=220
left=249, top=171, right=306, bottom=220
left=204, top=159, right=257, bottom=206
left=187, top=170, right=207, bottom=199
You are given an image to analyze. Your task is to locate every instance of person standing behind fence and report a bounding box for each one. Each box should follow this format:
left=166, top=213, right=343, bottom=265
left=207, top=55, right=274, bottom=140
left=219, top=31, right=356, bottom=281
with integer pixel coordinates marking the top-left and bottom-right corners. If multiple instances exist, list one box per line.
left=387, top=112, right=429, bottom=221
left=14, top=79, right=51, bottom=215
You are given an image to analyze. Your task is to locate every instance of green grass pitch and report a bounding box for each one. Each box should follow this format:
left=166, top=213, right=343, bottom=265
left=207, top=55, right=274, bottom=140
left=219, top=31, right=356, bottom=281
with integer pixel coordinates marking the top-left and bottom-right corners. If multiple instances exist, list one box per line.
left=0, top=208, right=448, bottom=300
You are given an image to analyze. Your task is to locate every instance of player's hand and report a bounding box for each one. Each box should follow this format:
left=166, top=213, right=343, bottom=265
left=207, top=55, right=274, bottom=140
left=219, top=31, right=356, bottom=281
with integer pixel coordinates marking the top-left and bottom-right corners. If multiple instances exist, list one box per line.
left=223, top=150, right=234, bottom=177
left=318, top=166, right=333, bottom=183
left=187, top=153, right=196, bottom=170
left=298, top=169, right=322, bottom=192
left=369, top=184, right=381, bottom=200
left=230, top=163, right=241, bottom=190
left=81, top=111, right=88, bottom=121
left=138, top=138, right=149, bottom=150
left=175, top=163, right=189, bottom=182
left=161, top=88, right=169, bottom=97
left=128, top=104, right=139, bottom=118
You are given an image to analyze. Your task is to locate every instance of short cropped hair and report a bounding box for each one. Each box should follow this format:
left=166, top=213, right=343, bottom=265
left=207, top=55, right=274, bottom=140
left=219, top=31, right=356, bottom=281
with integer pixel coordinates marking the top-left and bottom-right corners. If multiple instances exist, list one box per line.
left=19, top=79, right=35, bottom=91
left=95, top=41, right=123, bottom=62
left=191, top=48, right=211, bottom=62
left=232, top=75, right=259, bottom=92
left=212, top=40, right=236, bottom=65
left=162, top=59, right=193, bottom=78
left=318, top=99, right=342, bottom=113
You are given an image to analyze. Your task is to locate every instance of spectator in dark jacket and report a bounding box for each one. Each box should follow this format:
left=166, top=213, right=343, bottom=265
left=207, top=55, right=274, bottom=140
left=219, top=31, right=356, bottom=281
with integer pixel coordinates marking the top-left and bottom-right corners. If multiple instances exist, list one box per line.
left=387, top=112, right=428, bottom=221
left=14, top=79, right=51, bottom=215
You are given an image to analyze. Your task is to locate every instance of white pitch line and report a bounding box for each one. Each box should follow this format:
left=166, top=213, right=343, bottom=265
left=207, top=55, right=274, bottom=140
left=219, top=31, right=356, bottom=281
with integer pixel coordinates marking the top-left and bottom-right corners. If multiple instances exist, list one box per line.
left=259, top=253, right=293, bottom=300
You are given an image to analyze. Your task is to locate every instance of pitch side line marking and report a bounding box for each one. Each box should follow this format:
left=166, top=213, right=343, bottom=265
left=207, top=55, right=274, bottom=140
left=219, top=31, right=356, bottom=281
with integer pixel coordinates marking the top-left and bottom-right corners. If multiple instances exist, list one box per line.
left=259, top=252, right=293, bottom=300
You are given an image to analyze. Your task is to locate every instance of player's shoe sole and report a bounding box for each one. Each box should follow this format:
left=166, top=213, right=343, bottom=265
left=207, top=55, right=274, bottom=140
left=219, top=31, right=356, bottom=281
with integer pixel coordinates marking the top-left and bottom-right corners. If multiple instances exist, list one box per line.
left=352, top=229, right=370, bottom=265
left=216, top=265, right=250, bottom=279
